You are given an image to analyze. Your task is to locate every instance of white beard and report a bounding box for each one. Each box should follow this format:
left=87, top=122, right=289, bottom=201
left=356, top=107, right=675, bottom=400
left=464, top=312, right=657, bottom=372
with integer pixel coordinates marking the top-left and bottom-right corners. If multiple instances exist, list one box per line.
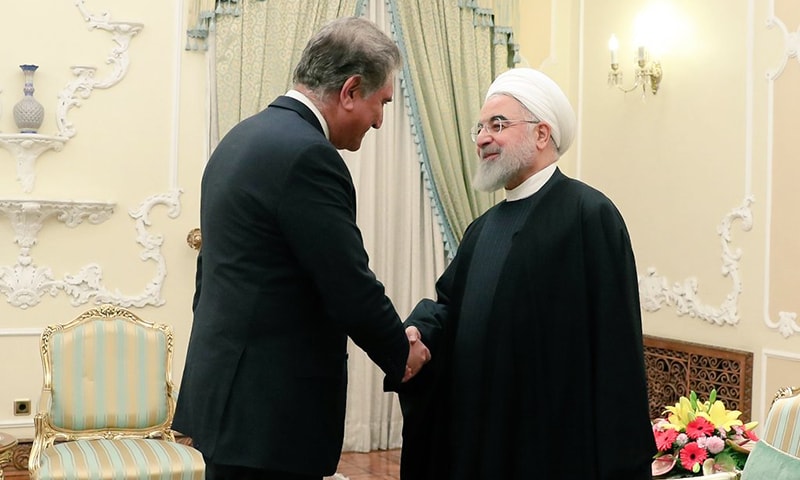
left=472, top=137, right=537, bottom=192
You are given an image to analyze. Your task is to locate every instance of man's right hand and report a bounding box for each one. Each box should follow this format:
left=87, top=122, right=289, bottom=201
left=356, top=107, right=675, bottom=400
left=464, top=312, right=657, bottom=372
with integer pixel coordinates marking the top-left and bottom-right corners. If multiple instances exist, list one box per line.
left=402, top=326, right=431, bottom=382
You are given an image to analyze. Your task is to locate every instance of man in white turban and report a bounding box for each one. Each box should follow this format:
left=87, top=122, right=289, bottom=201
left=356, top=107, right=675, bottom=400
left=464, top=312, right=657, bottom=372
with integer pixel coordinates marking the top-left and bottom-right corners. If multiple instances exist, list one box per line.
left=395, top=68, right=655, bottom=479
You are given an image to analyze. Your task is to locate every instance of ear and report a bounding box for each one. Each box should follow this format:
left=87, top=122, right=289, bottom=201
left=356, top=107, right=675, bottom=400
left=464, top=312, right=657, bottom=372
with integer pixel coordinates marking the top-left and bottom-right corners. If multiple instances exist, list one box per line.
left=535, top=123, right=553, bottom=149
left=339, top=75, right=362, bottom=112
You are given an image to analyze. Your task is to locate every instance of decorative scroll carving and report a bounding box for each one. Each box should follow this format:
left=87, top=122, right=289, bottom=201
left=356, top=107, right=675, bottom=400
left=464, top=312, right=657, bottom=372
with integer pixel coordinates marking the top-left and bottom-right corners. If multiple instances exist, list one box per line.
left=644, top=335, right=753, bottom=422
left=61, top=190, right=182, bottom=308
left=639, top=196, right=753, bottom=326
left=0, top=440, right=31, bottom=479
left=765, top=13, right=800, bottom=80
left=61, top=1, right=144, bottom=139
left=10, top=442, right=29, bottom=473
left=0, top=1, right=142, bottom=192
left=0, top=199, right=115, bottom=308
left=0, top=190, right=181, bottom=309
left=0, top=136, right=67, bottom=193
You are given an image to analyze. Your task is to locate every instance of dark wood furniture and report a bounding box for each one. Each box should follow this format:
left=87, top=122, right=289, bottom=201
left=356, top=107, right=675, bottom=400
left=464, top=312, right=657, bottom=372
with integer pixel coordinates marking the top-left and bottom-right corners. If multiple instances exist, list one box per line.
left=644, top=335, right=754, bottom=421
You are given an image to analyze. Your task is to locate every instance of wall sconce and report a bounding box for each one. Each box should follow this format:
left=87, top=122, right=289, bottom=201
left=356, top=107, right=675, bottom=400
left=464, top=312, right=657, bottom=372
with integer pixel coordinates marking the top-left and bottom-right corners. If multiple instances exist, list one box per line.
left=607, top=34, right=663, bottom=95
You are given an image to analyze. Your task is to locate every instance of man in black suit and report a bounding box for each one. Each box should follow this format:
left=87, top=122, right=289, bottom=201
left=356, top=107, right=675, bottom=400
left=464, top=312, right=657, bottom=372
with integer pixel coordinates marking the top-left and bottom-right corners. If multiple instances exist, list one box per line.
left=173, top=17, right=429, bottom=480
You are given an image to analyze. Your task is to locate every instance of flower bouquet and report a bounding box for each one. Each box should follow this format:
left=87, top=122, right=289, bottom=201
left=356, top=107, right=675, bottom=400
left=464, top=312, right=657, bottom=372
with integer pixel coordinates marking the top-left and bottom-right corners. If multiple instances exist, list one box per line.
left=651, top=389, right=759, bottom=477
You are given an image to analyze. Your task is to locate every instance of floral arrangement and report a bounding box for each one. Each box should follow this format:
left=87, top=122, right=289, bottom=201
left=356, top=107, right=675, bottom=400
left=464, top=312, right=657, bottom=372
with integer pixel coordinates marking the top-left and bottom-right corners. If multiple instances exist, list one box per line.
left=651, top=389, right=759, bottom=477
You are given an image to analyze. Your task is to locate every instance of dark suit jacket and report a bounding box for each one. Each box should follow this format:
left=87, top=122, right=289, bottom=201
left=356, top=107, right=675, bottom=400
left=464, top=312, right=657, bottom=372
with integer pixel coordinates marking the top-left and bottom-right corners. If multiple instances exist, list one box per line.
left=173, top=96, right=409, bottom=476
left=396, top=169, right=656, bottom=479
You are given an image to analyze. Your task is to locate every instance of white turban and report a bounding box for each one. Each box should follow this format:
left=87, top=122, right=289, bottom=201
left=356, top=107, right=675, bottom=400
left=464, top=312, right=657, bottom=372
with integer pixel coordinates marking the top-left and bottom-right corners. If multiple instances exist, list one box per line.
left=485, top=68, right=576, bottom=155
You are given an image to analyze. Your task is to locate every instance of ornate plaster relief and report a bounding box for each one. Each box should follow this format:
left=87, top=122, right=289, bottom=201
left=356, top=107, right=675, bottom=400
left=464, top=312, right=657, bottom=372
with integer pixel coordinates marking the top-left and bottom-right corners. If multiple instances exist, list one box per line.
left=639, top=197, right=754, bottom=326
left=0, top=191, right=181, bottom=309
left=0, top=0, right=142, bottom=193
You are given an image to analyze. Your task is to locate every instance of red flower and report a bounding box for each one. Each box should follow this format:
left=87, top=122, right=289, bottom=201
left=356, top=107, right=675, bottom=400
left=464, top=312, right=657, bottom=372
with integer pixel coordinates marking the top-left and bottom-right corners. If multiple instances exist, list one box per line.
left=744, top=428, right=759, bottom=442
left=685, top=417, right=715, bottom=439
left=680, top=442, right=708, bottom=472
left=654, top=428, right=679, bottom=451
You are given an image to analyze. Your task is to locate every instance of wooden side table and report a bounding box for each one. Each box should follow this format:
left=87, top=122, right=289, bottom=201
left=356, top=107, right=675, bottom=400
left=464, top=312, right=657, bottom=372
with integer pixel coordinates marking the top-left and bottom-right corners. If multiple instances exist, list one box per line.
left=0, top=432, right=18, bottom=480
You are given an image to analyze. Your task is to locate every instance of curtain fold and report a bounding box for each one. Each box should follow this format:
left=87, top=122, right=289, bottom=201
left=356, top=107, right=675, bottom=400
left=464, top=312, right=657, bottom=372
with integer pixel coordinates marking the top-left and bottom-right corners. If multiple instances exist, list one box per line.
left=389, top=0, right=517, bottom=258
left=212, top=0, right=358, bottom=137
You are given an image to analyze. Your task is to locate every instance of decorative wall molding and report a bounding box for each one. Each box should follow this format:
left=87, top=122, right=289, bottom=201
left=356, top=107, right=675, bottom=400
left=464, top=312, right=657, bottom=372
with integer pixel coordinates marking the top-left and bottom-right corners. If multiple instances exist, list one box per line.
left=0, top=199, right=115, bottom=308
left=0, top=328, right=42, bottom=337
left=639, top=196, right=754, bottom=326
left=0, top=0, right=142, bottom=193
left=761, top=4, right=800, bottom=338
left=0, top=136, right=67, bottom=193
left=115, top=189, right=183, bottom=308
left=759, top=349, right=800, bottom=423
left=764, top=10, right=799, bottom=81
left=0, top=190, right=181, bottom=309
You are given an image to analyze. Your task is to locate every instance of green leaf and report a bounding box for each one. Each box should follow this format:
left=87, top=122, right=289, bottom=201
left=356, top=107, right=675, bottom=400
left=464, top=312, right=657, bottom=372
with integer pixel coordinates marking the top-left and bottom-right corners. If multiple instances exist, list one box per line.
left=713, top=452, right=737, bottom=472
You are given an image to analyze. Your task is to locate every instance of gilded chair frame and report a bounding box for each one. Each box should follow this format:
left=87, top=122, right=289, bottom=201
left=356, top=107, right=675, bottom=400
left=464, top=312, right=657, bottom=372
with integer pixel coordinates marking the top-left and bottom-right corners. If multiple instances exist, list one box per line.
left=772, top=386, right=800, bottom=405
left=28, top=304, right=181, bottom=475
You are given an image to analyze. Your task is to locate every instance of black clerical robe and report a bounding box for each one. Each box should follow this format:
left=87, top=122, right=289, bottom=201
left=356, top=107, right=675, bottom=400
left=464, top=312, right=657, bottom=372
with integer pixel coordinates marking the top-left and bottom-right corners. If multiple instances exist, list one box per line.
left=395, top=168, right=656, bottom=480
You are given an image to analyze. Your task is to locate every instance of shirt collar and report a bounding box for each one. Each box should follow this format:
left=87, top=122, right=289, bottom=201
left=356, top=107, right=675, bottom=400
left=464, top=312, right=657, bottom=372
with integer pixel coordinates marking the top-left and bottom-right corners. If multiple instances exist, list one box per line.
left=505, top=163, right=557, bottom=202
left=285, top=89, right=329, bottom=140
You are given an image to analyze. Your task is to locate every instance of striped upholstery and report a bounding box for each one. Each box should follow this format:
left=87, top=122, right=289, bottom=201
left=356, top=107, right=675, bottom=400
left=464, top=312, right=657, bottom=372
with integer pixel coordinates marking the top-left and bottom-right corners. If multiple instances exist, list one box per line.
left=36, top=439, right=204, bottom=480
left=29, top=305, right=205, bottom=480
left=50, top=318, right=168, bottom=430
left=762, top=387, right=800, bottom=457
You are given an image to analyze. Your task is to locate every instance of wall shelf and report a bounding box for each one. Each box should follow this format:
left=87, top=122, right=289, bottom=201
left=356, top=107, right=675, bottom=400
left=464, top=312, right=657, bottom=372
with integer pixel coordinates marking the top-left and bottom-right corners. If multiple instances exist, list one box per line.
left=0, top=134, right=68, bottom=193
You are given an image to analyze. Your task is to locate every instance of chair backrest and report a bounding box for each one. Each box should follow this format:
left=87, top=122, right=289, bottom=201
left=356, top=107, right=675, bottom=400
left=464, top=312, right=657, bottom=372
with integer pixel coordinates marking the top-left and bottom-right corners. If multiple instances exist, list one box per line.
left=761, top=386, right=800, bottom=457
left=38, top=304, right=177, bottom=442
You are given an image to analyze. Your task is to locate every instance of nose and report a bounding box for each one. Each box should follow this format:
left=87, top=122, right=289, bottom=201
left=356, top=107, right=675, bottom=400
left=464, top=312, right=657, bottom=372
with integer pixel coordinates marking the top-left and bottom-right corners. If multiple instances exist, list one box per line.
left=372, top=110, right=385, bottom=130
left=475, top=129, right=492, bottom=147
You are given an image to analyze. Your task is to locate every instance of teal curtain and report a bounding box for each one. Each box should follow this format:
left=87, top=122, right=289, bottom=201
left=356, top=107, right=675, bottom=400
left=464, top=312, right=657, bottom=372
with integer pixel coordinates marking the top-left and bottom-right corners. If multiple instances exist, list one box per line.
left=382, top=0, right=519, bottom=257
left=211, top=0, right=358, bottom=136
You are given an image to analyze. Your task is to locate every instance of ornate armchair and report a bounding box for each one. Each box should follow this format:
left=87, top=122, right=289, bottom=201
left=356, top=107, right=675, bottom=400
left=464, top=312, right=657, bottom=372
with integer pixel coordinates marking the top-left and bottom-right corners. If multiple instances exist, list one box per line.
left=28, top=304, right=205, bottom=479
left=740, top=386, right=800, bottom=479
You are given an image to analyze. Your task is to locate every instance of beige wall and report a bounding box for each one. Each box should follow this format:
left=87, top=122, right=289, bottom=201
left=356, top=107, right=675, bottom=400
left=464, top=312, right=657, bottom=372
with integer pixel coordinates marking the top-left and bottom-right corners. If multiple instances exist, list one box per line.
left=0, top=1, right=206, bottom=438
left=519, top=0, right=800, bottom=425
left=1, top=0, right=798, bottom=441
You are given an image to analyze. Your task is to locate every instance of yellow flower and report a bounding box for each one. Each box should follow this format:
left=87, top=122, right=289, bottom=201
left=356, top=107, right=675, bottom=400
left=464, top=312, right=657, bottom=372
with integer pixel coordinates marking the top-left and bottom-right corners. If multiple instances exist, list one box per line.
left=664, top=396, right=697, bottom=430
left=743, top=421, right=758, bottom=430
left=696, top=400, right=744, bottom=431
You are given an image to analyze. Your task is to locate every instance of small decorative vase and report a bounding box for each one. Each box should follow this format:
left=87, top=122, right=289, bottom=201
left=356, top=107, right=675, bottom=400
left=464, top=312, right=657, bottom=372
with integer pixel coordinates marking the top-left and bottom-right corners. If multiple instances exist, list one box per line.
left=13, top=64, right=45, bottom=134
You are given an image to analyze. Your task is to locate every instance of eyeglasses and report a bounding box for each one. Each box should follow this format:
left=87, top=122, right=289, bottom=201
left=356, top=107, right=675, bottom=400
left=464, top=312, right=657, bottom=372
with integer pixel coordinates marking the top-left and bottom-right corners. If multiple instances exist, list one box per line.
left=469, top=118, right=539, bottom=143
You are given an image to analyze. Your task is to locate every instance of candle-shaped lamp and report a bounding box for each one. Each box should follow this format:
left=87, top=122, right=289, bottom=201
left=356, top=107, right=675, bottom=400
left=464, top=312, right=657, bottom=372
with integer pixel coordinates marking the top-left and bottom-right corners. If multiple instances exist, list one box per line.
left=637, top=45, right=646, bottom=63
left=608, top=34, right=619, bottom=65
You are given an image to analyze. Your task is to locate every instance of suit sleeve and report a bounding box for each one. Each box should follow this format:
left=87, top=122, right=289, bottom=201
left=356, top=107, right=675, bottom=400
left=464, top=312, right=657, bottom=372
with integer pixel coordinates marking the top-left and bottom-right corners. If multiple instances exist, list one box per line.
left=192, top=249, right=202, bottom=313
left=277, top=143, right=408, bottom=384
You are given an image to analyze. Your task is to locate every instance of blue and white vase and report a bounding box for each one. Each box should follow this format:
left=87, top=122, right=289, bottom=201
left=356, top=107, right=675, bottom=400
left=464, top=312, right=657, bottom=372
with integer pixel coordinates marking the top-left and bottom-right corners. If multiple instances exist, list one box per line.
left=13, top=64, right=44, bottom=134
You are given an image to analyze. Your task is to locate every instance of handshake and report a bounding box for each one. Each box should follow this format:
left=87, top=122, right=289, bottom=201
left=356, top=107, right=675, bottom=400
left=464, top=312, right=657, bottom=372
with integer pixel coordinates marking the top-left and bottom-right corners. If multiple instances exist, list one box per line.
left=402, top=326, right=431, bottom=383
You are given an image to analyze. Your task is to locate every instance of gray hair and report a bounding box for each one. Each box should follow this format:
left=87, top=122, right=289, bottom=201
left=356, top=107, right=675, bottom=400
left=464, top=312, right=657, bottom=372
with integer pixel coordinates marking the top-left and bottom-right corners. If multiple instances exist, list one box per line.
left=293, top=16, right=401, bottom=100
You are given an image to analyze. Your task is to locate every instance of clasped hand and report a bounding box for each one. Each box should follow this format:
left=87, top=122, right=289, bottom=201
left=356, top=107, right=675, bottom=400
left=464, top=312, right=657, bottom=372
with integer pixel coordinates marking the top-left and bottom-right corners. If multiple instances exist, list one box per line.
left=402, top=326, right=431, bottom=382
